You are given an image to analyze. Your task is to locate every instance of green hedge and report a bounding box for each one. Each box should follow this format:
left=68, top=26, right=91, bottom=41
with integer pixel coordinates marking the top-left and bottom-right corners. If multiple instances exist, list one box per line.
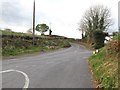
left=93, top=30, right=106, bottom=49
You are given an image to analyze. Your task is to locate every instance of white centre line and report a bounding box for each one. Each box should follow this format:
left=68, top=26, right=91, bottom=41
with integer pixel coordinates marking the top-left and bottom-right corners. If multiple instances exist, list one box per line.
left=0, top=69, right=29, bottom=88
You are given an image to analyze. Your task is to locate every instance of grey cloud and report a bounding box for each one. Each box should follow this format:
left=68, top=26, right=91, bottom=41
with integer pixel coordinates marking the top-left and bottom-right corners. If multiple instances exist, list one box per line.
left=1, top=1, right=32, bottom=26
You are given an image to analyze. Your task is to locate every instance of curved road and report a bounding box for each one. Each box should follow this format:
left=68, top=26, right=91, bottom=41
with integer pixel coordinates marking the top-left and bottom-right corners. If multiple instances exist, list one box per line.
left=2, top=44, right=94, bottom=88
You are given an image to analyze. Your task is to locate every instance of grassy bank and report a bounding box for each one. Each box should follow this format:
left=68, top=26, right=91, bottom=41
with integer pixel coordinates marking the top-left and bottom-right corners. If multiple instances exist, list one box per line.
left=2, top=38, right=71, bottom=56
left=2, top=40, right=71, bottom=59
left=1, top=30, right=71, bottom=58
left=89, top=33, right=120, bottom=88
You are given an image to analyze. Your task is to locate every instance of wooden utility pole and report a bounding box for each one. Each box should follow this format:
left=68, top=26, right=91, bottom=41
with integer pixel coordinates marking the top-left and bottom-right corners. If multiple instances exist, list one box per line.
left=118, top=1, right=120, bottom=32
left=33, top=0, right=35, bottom=45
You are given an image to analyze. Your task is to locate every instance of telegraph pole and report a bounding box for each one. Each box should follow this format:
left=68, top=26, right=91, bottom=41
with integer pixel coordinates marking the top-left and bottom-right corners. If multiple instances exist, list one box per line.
left=118, top=1, right=120, bottom=32
left=33, top=0, right=35, bottom=45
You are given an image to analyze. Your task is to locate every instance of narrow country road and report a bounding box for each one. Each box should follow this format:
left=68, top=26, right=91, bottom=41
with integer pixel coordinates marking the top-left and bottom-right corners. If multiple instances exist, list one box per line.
left=1, top=44, right=94, bottom=88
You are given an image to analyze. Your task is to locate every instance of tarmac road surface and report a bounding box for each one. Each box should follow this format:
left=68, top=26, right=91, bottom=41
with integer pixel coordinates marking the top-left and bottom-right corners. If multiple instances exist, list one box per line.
left=1, top=43, right=94, bottom=88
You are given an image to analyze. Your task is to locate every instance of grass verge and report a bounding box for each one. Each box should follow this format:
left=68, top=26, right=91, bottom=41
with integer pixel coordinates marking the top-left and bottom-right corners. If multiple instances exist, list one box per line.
left=89, top=47, right=118, bottom=88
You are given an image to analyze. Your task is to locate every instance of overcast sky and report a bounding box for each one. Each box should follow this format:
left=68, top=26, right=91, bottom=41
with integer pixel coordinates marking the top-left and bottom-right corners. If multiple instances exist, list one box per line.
left=119, top=1, right=120, bottom=29
left=0, top=0, right=119, bottom=39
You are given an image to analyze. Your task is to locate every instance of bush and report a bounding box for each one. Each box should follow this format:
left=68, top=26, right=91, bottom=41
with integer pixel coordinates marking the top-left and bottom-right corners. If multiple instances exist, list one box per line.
left=93, top=30, right=106, bottom=49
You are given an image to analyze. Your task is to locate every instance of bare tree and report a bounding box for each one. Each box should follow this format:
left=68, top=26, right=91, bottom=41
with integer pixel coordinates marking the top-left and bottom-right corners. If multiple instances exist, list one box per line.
left=79, top=5, right=113, bottom=42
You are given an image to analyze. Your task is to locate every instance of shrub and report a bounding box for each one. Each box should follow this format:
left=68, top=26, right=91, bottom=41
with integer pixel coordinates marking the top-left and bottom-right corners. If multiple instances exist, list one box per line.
left=93, top=30, right=106, bottom=49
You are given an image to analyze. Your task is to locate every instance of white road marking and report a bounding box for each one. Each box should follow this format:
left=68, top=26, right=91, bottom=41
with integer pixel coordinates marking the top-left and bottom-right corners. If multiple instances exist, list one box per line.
left=0, top=69, right=29, bottom=88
